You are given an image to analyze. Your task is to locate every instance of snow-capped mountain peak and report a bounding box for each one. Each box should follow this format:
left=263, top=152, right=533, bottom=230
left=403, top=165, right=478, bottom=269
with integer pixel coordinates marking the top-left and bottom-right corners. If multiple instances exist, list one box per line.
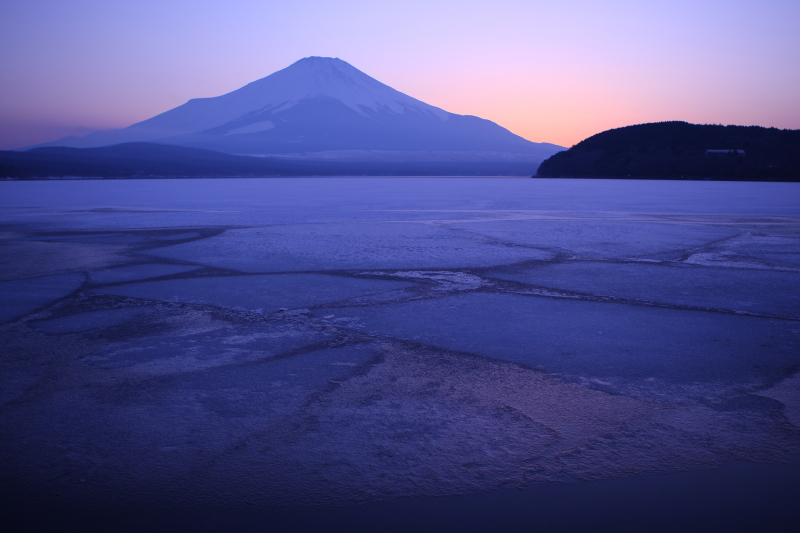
left=133, top=57, right=448, bottom=133
left=30, top=57, right=564, bottom=164
left=237, top=57, right=448, bottom=118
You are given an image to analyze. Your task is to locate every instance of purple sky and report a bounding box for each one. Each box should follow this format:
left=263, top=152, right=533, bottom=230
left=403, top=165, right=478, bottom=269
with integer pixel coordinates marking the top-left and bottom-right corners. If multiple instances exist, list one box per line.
left=1, top=0, right=798, bottom=149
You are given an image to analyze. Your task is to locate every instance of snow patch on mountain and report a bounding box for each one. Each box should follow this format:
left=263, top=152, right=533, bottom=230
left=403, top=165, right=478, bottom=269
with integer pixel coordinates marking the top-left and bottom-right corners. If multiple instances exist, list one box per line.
left=226, top=121, right=275, bottom=135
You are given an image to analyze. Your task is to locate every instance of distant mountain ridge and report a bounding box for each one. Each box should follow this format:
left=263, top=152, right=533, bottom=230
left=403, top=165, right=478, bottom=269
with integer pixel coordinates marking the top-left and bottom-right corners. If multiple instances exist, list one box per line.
left=536, top=122, right=800, bottom=181
left=0, top=143, right=546, bottom=178
left=31, top=57, right=563, bottom=168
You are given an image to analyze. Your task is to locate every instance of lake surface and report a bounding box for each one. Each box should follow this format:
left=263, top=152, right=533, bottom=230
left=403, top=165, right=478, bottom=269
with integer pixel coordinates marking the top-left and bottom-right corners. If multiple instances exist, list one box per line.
left=1, top=177, right=799, bottom=531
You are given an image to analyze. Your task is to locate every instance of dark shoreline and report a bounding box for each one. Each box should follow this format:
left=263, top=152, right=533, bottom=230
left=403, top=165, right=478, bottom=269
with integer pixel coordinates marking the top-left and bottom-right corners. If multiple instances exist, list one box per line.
left=532, top=175, right=800, bottom=182
left=4, top=174, right=800, bottom=181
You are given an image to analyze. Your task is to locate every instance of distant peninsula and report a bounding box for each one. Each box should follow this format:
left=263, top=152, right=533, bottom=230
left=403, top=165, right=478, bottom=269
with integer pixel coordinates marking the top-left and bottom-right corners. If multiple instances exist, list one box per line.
left=536, top=122, right=800, bottom=181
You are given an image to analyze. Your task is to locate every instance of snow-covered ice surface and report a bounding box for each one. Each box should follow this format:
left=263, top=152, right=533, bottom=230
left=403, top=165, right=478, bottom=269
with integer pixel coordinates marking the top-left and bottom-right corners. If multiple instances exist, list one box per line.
left=485, top=261, right=800, bottom=318
left=148, top=224, right=554, bottom=271
left=0, top=273, right=85, bottom=323
left=94, top=274, right=414, bottom=312
left=0, top=177, right=799, bottom=530
left=316, top=292, right=798, bottom=384
left=31, top=307, right=150, bottom=334
left=90, top=263, right=201, bottom=284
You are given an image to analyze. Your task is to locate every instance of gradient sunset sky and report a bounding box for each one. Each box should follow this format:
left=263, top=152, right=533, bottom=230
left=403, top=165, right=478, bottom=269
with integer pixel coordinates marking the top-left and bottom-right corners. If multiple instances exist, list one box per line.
left=1, top=0, right=798, bottom=150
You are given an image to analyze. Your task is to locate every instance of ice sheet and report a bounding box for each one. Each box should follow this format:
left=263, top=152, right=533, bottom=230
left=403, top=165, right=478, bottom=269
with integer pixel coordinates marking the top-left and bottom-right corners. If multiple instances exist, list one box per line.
left=486, top=261, right=800, bottom=318
left=147, top=223, right=554, bottom=272
left=2, top=178, right=800, bottom=215
left=1, top=178, right=799, bottom=517
left=747, top=253, right=800, bottom=266
left=444, top=219, right=740, bottom=259
left=0, top=273, right=84, bottom=323
left=92, top=273, right=415, bottom=311
left=3, top=178, right=799, bottom=231
left=31, top=308, right=150, bottom=334
left=315, top=292, right=800, bottom=385
left=0, top=239, right=128, bottom=281
left=82, top=318, right=335, bottom=373
left=165, top=343, right=379, bottom=418
left=90, top=263, right=201, bottom=284
left=756, top=373, right=800, bottom=426
left=153, top=232, right=201, bottom=241
left=27, top=233, right=149, bottom=244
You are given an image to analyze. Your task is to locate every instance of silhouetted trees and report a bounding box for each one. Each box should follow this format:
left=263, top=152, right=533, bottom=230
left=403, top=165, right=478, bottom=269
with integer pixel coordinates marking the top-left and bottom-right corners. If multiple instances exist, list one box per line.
left=537, top=122, right=800, bottom=181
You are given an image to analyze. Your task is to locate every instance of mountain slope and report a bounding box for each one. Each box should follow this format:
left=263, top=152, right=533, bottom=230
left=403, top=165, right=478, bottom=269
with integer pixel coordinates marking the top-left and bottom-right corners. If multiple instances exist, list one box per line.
left=33, top=57, right=563, bottom=163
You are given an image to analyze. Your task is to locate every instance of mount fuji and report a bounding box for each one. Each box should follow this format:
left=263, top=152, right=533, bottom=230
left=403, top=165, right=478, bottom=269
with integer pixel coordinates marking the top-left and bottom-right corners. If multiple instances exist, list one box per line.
left=32, top=57, right=563, bottom=169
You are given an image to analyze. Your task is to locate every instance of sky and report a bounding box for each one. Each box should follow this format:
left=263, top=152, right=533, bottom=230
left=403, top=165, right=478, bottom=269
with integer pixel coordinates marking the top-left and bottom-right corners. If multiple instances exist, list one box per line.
left=1, top=0, right=798, bottom=150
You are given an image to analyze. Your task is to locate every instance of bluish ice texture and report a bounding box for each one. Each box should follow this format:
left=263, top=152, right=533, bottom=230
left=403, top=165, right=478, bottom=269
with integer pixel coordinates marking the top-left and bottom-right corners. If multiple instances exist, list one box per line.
left=27, top=233, right=149, bottom=244
left=1, top=178, right=798, bottom=230
left=751, top=253, right=800, bottom=266
left=164, top=343, right=379, bottom=420
left=153, top=232, right=201, bottom=241
left=147, top=224, right=554, bottom=272
left=90, top=264, right=201, bottom=284
left=1, top=178, right=798, bottom=520
left=82, top=320, right=336, bottom=371
left=0, top=273, right=84, bottom=323
left=315, top=292, right=799, bottom=385
left=444, top=219, right=740, bottom=259
left=32, top=307, right=149, bottom=334
left=485, top=261, right=800, bottom=318
left=93, top=274, right=414, bottom=311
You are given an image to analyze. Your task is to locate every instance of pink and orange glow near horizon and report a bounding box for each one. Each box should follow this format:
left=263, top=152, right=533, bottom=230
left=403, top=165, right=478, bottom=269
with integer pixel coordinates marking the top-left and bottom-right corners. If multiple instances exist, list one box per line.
left=1, top=0, right=798, bottom=150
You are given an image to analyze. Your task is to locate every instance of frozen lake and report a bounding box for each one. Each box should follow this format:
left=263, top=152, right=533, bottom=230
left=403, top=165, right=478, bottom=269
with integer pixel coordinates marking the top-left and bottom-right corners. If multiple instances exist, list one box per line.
left=1, top=177, right=799, bottom=531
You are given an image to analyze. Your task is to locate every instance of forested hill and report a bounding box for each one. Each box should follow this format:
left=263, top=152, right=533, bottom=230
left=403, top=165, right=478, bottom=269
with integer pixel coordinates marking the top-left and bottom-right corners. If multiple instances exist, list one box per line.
left=536, top=122, right=800, bottom=181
